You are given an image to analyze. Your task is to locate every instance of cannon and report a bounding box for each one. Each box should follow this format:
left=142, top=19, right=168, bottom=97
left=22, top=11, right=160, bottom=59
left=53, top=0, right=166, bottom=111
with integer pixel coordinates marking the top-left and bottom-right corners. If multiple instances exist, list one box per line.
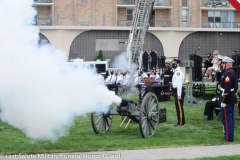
left=91, top=91, right=160, bottom=138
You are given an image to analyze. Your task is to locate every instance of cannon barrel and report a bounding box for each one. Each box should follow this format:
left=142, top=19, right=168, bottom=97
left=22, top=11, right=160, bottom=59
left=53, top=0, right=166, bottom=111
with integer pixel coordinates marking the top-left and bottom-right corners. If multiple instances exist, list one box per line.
left=118, top=98, right=138, bottom=107
left=117, top=98, right=138, bottom=115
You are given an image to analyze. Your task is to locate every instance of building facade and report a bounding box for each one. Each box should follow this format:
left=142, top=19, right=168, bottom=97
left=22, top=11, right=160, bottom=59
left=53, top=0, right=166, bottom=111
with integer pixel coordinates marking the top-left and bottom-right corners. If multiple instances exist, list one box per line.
left=35, top=0, right=240, bottom=66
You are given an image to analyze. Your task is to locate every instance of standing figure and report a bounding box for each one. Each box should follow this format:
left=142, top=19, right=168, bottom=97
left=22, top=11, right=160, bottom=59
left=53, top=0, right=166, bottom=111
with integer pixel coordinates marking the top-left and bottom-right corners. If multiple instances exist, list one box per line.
left=142, top=49, right=149, bottom=72
left=220, top=56, right=237, bottom=142
left=162, top=60, right=173, bottom=85
left=150, top=49, right=158, bottom=69
left=172, top=59, right=185, bottom=126
left=231, top=50, right=240, bottom=79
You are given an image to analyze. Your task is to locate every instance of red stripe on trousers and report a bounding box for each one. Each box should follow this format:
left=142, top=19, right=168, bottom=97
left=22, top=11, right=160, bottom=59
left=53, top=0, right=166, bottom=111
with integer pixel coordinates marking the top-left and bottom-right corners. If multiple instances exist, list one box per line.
left=224, top=108, right=228, bottom=141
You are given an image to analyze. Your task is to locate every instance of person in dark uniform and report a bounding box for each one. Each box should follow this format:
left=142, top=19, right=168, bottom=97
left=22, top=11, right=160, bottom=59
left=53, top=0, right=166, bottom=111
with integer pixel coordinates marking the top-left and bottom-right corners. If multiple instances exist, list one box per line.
left=142, top=49, right=149, bottom=72
left=231, top=50, right=240, bottom=79
left=203, top=56, right=225, bottom=121
left=150, top=49, right=158, bottom=69
left=203, top=91, right=221, bottom=121
left=220, top=56, right=237, bottom=142
left=172, top=59, right=185, bottom=126
left=162, top=60, right=173, bottom=85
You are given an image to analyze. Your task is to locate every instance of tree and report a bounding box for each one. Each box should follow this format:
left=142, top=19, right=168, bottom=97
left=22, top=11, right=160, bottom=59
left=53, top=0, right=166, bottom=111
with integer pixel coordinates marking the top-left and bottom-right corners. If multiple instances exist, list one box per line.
left=95, top=49, right=103, bottom=61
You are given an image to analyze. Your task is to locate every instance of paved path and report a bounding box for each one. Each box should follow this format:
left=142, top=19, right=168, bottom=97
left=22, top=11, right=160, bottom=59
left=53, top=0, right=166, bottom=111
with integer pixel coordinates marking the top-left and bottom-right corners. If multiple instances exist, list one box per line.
left=0, top=144, right=240, bottom=160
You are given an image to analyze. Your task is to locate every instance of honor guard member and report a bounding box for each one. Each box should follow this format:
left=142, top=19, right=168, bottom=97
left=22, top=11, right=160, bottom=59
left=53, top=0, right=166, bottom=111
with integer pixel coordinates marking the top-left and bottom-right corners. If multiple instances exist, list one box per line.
left=122, top=71, right=130, bottom=86
left=105, top=70, right=114, bottom=84
left=106, top=70, right=118, bottom=95
left=172, top=59, right=185, bottom=126
left=220, top=56, right=237, bottom=142
left=163, top=60, right=173, bottom=85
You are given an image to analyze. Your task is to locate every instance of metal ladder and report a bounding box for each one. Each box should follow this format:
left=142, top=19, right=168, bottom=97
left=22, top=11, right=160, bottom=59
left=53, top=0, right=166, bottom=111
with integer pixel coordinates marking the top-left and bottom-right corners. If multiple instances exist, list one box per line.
left=127, top=0, right=154, bottom=70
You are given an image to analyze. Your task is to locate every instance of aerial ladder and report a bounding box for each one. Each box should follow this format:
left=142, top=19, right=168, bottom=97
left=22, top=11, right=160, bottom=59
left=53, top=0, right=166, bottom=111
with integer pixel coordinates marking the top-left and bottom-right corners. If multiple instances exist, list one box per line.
left=126, top=0, right=155, bottom=70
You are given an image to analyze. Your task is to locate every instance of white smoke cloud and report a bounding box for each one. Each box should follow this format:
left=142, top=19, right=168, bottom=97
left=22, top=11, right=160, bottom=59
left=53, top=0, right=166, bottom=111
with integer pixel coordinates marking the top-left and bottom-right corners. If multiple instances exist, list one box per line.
left=112, top=52, right=138, bottom=71
left=0, top=0, right=120, bottom=142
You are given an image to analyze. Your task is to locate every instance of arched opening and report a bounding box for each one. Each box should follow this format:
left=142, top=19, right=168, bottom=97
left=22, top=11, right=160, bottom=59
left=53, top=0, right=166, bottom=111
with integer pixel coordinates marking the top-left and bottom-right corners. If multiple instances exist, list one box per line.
left=38, top=33, right=51, bottom=46
left=179, top=32, right=240, bottom=60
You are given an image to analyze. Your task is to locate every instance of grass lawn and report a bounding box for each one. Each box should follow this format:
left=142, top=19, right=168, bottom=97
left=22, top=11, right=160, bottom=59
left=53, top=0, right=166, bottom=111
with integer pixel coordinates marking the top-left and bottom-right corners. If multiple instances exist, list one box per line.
left=0, top=93, right=240, bottom=154
left=193, top=155, right=240, bottom=160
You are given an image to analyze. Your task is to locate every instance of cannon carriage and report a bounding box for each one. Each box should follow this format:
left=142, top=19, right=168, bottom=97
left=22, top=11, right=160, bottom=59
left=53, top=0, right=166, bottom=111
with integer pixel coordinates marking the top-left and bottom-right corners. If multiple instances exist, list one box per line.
left=91, top=77, right=168, bottom=138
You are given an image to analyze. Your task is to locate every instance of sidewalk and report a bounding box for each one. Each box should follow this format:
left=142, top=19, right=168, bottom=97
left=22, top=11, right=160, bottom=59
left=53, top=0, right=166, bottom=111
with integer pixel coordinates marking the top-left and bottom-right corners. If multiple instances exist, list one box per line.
left=0, top=144, right=240, bottom=160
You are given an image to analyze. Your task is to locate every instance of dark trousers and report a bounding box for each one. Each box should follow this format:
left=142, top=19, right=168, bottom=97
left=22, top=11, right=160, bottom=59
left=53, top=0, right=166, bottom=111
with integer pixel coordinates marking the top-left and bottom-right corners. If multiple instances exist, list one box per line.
left=143, top=60, right=148, bottom=72
left=107, top=84, right=118, bottom=95
left=204, top=101, right=220, bottom=120
left=174, top=91, right=185, bottom=125
left=151, top=61, right=157, bottom=69
left=221, top=105, right=234, bottom=142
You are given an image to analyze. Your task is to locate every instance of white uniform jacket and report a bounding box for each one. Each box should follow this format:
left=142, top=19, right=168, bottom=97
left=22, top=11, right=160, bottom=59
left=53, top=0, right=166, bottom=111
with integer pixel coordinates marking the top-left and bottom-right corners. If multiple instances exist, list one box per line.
left=105, top=75, right=113, bottom=84
left=115, top=75, right=123, bottom=84
left=122, top=74, right=130, bottom=86
left=172, top=67, right=185, bottom=96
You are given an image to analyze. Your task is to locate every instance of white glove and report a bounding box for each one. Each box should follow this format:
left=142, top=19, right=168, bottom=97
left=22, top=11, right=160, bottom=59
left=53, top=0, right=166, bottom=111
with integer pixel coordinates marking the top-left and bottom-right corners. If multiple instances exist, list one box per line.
left=221, top=103, right=226, bottom=108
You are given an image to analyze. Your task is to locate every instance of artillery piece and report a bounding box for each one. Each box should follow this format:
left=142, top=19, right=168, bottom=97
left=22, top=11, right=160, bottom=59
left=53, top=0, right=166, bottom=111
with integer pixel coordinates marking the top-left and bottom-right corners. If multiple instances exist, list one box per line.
left=91, top=92, right=160, bottom=138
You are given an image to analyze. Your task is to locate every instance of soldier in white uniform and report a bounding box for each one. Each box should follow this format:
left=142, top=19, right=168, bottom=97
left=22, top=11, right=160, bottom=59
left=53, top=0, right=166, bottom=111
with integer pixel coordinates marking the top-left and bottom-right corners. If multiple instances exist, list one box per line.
left=172, top=59, right=185, bottom=126
left=106, top=70, right=118, bottom=95
left=105, top=70, right=114, bottom=84
left=121, top=71, right=130, bottom=86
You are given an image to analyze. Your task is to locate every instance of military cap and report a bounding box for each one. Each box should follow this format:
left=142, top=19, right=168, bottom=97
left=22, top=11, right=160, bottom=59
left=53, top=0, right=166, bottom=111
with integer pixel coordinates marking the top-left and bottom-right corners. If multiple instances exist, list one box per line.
left=174, top=58, right=181, bottom=64
left=222, top=56, right=235, bottom=63
left=218, top=55, right=224, bottom=60
left=165, top=59, right=171, bottom=64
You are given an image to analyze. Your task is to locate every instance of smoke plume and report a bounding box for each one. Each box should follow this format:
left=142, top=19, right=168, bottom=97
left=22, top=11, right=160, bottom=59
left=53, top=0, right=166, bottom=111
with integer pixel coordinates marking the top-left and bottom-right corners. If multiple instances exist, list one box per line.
left=0, top=0, right=120, bottom=142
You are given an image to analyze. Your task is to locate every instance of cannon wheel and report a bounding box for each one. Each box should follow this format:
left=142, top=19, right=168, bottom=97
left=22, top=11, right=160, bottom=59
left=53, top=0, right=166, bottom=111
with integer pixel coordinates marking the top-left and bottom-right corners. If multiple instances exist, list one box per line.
left=139, top=92, right=159, bottom=138
left=91, top=105, right=113, bottom=134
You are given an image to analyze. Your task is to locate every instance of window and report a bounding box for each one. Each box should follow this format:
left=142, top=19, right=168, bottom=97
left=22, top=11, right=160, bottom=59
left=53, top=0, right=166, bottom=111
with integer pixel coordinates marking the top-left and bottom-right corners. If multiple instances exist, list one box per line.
left=81, top=0, right=87, bottom=3
left=126, top=9, right=134, bottom=21
left=182, top=9, right=188, bottom=22
left=208, top=11, right=234, bottom=23
left=182, top=0, right=187, bottom=7
left=208, top=11, right=234, bottom=28
left=80, top=22, right=90, bottom=26
left=182, top=9, right=188, bottom=27
left=126, top=9, right=135, bottom=26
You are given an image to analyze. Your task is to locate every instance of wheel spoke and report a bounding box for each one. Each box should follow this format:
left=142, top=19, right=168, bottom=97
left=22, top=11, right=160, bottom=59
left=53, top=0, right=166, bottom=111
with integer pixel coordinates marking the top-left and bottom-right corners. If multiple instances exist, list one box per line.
left=150, top=98, right=155, bottom=108
left=107, top=115, right=112, bottom=121
left=148, top=122, right=152, bottom=136
left=97, top=118, right=103, bottom=131
left=146, top=121, right=150, bottom=137
left=95, top=116, right=103, bottom=125
left=150, top=120, right=156, bottom=130
left=141, top=116, right=147, bottom=121
left=106, top=117, right=110, bottom=128
left=149, top=103, right=157, bottom=112
left=102, top=118, right=106, bottom=132
left=147, top=97, right=152, bottom=112
left=152, top=117, right=158, bottom=122
left=143, top=110, right=147, bottom=116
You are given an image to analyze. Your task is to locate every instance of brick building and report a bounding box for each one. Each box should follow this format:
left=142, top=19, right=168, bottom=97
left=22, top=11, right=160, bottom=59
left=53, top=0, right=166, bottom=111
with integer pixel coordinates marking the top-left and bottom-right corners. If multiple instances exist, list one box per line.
left=35, top=0, right=240, bottom=66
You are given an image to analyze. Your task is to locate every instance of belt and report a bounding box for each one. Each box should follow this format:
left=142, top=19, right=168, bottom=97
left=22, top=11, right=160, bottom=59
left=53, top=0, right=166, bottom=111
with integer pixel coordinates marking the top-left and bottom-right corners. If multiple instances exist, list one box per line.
left=220, top=88, right=234, bottom=92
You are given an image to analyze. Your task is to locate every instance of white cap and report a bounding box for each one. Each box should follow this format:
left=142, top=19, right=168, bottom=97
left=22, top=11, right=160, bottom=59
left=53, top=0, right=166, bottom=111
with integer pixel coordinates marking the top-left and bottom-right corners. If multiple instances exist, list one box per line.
left=165, top=60, right=171, bottom=64
left=222, top=56, right=235, bottom=63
